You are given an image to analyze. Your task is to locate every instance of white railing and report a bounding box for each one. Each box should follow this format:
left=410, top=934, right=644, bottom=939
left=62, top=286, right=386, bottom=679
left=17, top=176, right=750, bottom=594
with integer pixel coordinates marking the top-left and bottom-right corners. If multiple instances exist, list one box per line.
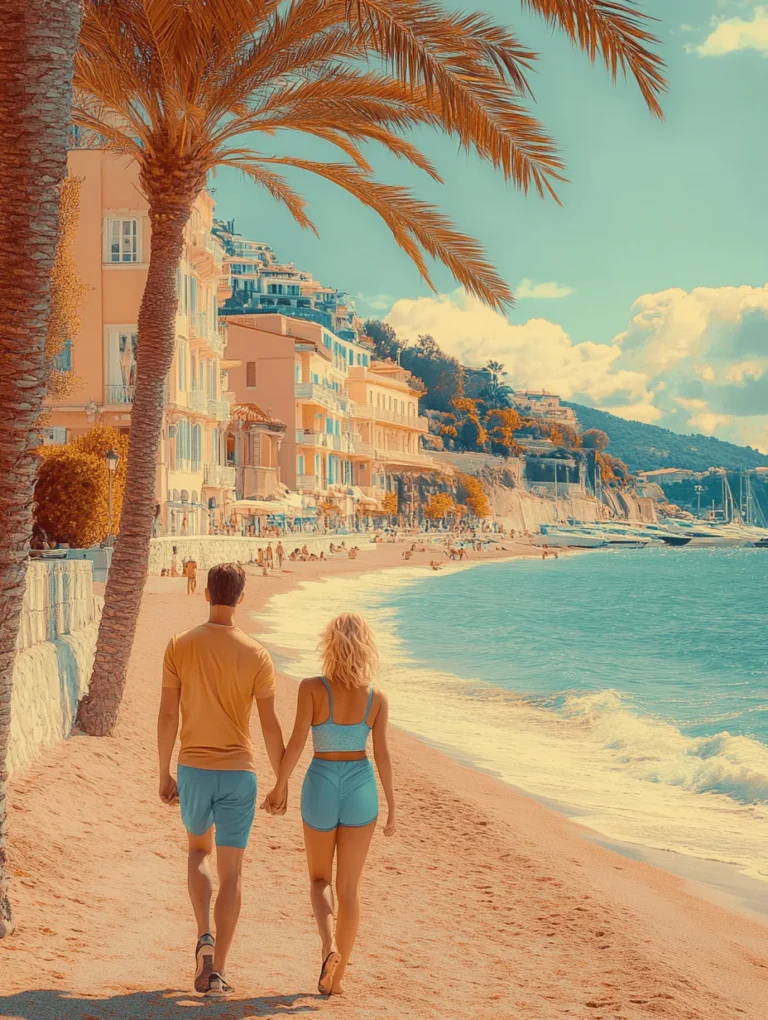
left=295, top=429, right=361, bottom=453
left=295, top=382, right=348, bottom=413
left=105, top=384, right=134, bottom=405
left=208, top=398, right=231, bottom=421
left=204, top=463, right=237, bottom=487
left=350, top=403, right=428, bottom=431
left=374, top=447, right=431, bottom=467
left=297, top=473, right=323, bottom=492
left=189, top=389, right=207, bottom=413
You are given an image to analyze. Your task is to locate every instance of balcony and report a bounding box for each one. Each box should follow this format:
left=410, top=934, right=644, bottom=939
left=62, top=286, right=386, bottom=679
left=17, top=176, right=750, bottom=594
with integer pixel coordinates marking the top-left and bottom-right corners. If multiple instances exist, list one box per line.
left=295, top=429, right=360, bottom=453
left=189, top=388, right=208, bottom=413
left=105, top=384, right=134, bottom=405
left=373, top=448, right=432, bottom=468
left=208, top=398, right=231, bottom=421
left=297, top=473, right=324, bottom=492
left=350, top=403, right=428, bottom=431
left=242, top=465, right=280, bottom=499
left=203, top=463, right=237, bottom=488
left=189, top=229, right=224, bottom=279
left=190, top=312, right=225, bottom=358
left=295, top=382, right=348, bottom=413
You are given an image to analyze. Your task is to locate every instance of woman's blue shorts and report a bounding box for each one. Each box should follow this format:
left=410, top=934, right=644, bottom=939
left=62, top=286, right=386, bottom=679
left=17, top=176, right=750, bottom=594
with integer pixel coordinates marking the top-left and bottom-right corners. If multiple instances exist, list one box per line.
left=301, top=757, right=379, bottom=832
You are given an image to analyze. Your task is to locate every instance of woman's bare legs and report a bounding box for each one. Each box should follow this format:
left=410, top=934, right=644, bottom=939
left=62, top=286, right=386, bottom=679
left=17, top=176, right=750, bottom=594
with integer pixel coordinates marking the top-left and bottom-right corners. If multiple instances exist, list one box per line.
left=333, top=821, right=377, bottom=993
left=303, top=824, right=338, bottom=957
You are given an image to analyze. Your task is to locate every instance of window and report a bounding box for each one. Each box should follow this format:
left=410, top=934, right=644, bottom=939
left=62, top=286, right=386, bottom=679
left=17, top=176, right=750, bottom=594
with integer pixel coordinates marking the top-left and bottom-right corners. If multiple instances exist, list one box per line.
left=177, top=338, right=188, bottom=391
left=246, top=361, right=256, bottom=387
left=191, top=424, right=202, bottom=470
left=298, top=454, right=305, bottom=475
left=52, top=338, right=72, bottom=372
left=107, top=217, right=139, bottom=263
left=40, top=427, right=67, bottom=445
left=106, top=328, right=138, bottom=403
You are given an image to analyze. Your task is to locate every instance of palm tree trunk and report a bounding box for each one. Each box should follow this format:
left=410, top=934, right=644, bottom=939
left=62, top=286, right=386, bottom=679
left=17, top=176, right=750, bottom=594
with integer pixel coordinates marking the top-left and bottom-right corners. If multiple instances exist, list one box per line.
left=0, top=0, right=81, bottom=938
left=77, top=207, right=189, bottom=737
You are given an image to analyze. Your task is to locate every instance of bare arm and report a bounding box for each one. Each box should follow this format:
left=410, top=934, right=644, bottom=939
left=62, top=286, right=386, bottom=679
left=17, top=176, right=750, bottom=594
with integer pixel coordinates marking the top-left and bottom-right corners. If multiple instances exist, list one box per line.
left=256, top=695, right=286, bottom=779
left=372, top=693, right=397, bottom=836
left=261, top=680, right=314, bottom=813
left=157, top=687, right=181, bottom=804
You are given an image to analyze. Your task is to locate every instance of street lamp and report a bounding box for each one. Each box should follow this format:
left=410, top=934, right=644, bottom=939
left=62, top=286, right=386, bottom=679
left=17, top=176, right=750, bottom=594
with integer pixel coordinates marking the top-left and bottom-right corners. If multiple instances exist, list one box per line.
left=105, top=448, right=120, bottom=545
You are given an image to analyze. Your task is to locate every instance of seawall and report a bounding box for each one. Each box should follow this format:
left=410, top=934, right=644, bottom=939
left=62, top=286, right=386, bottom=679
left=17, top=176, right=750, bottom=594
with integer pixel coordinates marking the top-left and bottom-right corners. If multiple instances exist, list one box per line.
left=148, top=534, right=371, bottom=574
left=8, top=560, right=102, bottom=778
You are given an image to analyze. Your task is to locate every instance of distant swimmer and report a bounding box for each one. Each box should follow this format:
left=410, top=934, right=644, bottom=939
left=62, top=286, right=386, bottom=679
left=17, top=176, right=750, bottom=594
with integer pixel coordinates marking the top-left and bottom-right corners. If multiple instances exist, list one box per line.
left=429, top=560, right=444, bottom=571
left=541, top=544, right=559, bottom=560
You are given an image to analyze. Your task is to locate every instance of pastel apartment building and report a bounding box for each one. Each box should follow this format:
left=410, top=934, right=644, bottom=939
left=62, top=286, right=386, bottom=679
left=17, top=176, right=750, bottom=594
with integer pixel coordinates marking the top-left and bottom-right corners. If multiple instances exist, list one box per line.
left=213, top=221, right=362, bottom=341
left=512, top=390, right=579, bottom=428
left=224, top=314, right=442, bottom=514
left=44, top=147, right=235, bottom=536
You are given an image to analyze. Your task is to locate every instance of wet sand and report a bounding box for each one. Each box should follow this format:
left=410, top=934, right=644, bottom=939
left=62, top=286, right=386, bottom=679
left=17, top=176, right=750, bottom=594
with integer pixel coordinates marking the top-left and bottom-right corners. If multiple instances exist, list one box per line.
left=2, top=541, right=768, bottom=1019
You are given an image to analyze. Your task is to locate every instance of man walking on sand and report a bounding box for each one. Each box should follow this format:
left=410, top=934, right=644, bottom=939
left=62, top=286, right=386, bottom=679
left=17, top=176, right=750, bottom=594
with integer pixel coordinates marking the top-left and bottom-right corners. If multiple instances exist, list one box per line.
left=275, top=541, right=285, bottom=571
left=157, top=563, right=286, bottom=997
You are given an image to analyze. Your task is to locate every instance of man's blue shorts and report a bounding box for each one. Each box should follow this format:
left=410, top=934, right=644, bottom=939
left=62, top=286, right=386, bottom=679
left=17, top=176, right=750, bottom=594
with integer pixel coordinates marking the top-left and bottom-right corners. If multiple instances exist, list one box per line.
left=177, top=765, right=257, bottom=849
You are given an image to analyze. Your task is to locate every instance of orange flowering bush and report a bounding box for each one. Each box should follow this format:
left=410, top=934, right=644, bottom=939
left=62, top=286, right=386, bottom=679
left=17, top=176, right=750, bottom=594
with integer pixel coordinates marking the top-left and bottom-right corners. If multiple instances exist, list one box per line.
left=456, top=474, right=491, bottom=518
left=35, top=426, right=128, bottom=547
left=423, top=491, right=457, bottom=521
left=382, top=492, right=398, bottom=516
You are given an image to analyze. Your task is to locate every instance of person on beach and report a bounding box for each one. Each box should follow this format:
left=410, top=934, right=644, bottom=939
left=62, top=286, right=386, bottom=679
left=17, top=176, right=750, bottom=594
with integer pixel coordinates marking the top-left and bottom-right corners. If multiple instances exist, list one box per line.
left=157, top=563, right=286, bottom=998
left=265, top=543, right=274, bottom=568
left=275, top=541, right=285, bottom=571
left=171, top=546, right=180, bottom=577
left=184, top=558, right=198, bottom=595
left=261, top=613, right=396, bottom=997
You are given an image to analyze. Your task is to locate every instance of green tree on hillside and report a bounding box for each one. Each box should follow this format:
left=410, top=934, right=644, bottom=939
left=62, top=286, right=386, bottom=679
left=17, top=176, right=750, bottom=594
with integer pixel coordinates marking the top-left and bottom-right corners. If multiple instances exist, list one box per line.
left=582, top=428, right=610, bottom=451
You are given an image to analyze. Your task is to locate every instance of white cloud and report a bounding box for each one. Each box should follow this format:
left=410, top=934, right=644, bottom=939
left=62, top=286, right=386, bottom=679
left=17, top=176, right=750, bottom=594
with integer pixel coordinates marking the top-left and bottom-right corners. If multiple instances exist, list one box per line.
left=383, top=282, right=768, bottom=453
left=693, top=6, right=768, bottom=56
left=516, top=278, right=573, bottom=299
left=356, top=292, right=395, bottom=312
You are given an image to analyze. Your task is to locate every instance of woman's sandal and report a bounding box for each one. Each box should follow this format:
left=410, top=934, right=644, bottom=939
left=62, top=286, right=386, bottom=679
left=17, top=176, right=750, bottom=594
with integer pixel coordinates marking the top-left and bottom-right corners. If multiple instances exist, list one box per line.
left=318, top=951, right=342, bottom=996
left=206, top=972, right=234, bottom=998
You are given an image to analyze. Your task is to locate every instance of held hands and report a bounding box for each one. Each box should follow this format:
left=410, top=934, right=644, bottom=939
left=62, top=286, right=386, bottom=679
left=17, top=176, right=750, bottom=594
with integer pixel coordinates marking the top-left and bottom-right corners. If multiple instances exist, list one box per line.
left=159, top=773, right=178, bottom=805
left=260, top=784, right=288, bottom=816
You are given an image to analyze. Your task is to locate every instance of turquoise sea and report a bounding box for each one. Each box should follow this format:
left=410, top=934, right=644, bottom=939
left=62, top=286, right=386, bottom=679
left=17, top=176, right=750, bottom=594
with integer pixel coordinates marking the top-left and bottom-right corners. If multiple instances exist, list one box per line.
left=261, top=547, right=768, bottom=884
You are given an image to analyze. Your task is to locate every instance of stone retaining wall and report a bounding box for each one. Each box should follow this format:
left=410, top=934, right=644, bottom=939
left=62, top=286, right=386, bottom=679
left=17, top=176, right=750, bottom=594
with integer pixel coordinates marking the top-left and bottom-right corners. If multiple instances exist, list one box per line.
left=8, top=561, right=102, bottom=778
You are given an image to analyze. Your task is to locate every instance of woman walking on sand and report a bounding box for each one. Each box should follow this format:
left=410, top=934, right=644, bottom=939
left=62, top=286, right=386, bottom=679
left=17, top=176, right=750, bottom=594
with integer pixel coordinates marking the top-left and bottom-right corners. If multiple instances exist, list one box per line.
left=262, top=613, right=396, bottom=996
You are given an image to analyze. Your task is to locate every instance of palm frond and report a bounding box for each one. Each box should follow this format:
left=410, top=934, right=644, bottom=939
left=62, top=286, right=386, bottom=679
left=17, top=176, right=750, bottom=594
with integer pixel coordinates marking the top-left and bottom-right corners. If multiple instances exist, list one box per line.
left=522, top=0, right=667, bottom=117
left=255, top=156, right=512, bottom=310
left=217, top=156, right=318, bottom=235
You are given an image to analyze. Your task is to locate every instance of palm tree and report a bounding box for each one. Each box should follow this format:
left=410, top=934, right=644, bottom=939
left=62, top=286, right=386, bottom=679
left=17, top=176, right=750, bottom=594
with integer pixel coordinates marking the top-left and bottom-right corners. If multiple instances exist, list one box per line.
left=0, top=0, right=82, bottom=938
left=482, top=359, right=513, bottom=406
left=74, top=0, right=665, bottom=735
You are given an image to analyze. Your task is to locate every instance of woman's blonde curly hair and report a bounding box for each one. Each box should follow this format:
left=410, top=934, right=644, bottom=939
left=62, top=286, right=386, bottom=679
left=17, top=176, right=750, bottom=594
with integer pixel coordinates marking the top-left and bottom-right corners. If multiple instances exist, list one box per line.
left=320, top=613, right=379, bottom=689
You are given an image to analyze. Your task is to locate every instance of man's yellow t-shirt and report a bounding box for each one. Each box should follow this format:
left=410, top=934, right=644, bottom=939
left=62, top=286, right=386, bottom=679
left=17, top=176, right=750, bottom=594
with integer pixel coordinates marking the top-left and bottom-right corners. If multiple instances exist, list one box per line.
left=162, top=622, right=276, bottom=772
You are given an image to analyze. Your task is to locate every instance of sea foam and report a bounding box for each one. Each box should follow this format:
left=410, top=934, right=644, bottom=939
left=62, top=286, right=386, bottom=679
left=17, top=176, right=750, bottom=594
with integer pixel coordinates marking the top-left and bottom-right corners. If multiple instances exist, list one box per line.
left=255, top=563, right=768, bottom=883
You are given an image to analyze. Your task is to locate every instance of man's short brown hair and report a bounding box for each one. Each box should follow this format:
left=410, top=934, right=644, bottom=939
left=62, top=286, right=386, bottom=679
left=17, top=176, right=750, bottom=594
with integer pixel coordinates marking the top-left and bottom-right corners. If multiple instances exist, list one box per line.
left=207, top=562, right=246, bottom=607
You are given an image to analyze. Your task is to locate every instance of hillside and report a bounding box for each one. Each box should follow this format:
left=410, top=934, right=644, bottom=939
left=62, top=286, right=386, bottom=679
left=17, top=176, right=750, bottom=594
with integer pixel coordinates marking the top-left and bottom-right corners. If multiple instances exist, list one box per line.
left=565, top=403, right=768, bottom=473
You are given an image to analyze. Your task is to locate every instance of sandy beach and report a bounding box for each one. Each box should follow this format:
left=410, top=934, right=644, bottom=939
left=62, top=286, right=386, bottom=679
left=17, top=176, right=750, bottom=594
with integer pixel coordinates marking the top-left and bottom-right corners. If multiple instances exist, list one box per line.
left=2, top=541, right=768, bottom=1020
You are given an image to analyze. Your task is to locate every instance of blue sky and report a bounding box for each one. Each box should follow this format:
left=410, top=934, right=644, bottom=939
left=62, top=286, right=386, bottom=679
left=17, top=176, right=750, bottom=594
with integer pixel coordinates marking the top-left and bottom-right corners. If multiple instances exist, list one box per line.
left=213, top=1, right=768, bottom=451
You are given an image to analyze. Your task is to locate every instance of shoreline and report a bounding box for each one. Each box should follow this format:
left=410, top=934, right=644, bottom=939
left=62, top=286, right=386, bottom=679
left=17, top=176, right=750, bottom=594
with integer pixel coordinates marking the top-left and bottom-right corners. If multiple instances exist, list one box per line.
left=252, top=545, right=768, bottom=923
left=4, top=539, right=768, bottom=1019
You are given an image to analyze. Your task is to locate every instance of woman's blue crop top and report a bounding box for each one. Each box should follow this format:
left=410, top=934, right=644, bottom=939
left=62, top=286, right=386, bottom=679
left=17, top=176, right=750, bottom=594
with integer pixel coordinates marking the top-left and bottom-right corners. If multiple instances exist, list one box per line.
left=312, top=676, right=374, bottom=753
